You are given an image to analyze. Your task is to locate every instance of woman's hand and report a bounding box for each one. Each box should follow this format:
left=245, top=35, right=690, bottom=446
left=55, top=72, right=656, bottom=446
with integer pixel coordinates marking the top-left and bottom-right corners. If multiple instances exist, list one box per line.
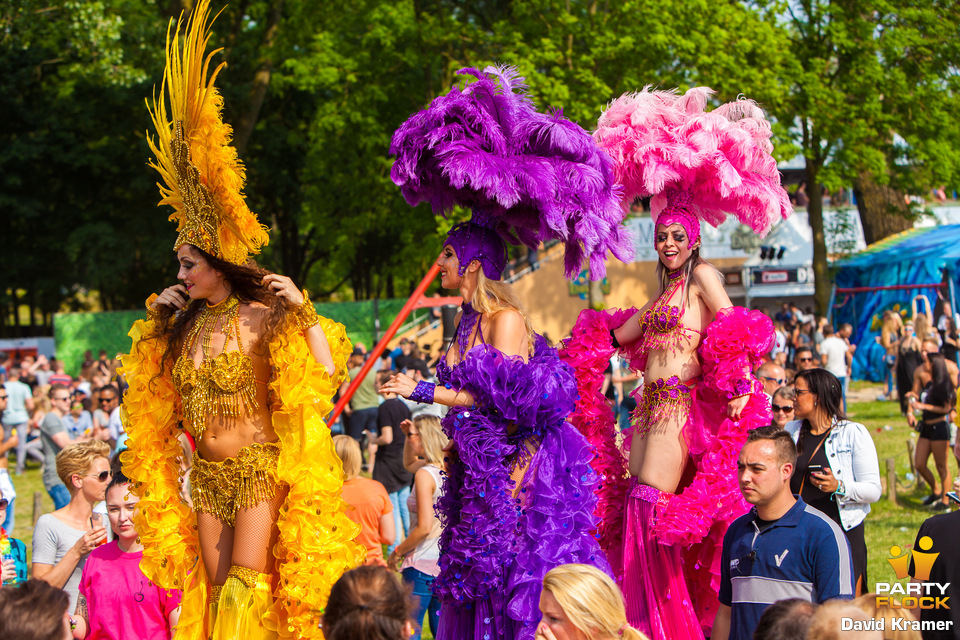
left=379, top=373, right=417, bottom=399
left=727, top=395, right=750, bottom=420
left=386, top=549, right=403, bottom=572
left=399, top=419, right=413, bottom=436
left=262, top=274, right=304, bottom=308
left=73, top=525, right=107, bottom=557
left=1, top=558, right=15, bottom=583
left=810, top=467, right=838, bottom=493
left=534, top=622, right=558, bottom=640
left=151, top=285, right=189, bottom=311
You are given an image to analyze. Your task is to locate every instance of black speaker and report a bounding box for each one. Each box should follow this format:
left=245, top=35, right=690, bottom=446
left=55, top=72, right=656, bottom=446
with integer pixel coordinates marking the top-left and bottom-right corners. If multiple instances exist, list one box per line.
left=441, top=304, right=459, bottom=342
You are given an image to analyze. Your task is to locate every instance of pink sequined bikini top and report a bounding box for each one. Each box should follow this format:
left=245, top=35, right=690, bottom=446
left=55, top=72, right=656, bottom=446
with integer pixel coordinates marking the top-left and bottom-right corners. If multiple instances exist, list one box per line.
left=635, top=276, right=704, bottom=369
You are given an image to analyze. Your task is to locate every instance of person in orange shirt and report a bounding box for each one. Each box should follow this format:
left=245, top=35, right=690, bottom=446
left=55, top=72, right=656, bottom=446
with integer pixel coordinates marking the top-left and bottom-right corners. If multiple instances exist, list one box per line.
left=334, top=435, right=395, bottom=565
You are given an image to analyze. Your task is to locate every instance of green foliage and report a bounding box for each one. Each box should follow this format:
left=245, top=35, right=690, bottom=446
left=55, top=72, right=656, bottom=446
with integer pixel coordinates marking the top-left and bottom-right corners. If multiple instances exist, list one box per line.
left=3, top=0, right=957, bottom=334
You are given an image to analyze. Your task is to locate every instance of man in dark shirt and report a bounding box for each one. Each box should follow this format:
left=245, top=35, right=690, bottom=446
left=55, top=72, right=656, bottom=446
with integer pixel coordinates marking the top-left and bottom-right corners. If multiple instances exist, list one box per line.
left=909, top=486, right=960, bottom=639
left=369, top=370, right=414, bottom=554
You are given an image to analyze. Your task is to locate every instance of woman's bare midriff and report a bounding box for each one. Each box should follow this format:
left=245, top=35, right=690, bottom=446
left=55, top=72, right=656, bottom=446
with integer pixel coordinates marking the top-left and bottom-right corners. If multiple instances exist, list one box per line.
left=629, top=288, right=710, bottom=494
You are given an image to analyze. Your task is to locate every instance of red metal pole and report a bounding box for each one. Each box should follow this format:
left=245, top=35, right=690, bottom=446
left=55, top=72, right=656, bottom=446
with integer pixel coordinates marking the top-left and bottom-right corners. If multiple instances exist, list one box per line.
left=327, top=263, right=442, bottom=427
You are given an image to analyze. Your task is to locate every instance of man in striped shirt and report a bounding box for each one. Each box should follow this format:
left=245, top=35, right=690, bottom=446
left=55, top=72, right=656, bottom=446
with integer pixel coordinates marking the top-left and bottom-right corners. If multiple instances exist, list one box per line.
left=712, top=426, right=854, bottom=640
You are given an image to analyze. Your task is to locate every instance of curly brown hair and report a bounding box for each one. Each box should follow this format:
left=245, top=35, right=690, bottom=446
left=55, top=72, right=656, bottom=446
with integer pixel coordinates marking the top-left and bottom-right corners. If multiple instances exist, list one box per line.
left=144, top=245, right=290, bottom=378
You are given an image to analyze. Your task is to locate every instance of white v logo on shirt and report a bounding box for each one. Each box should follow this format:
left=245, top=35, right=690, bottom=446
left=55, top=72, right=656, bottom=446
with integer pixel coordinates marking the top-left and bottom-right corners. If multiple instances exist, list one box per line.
left=775, top=550, right=789, bottom=567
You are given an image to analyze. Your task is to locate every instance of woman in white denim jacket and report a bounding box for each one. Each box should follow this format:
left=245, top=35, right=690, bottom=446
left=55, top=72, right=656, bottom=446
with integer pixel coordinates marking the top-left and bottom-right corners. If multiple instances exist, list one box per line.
left=785, top=368, right=881, bottom=596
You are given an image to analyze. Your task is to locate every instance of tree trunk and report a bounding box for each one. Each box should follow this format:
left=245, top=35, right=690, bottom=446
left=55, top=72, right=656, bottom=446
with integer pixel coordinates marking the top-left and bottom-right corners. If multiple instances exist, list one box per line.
left=806, top=164, right=831, bottom=316
left=233, top=0, right=284, bottom=156
left=853, top=172, right=913, bottom=245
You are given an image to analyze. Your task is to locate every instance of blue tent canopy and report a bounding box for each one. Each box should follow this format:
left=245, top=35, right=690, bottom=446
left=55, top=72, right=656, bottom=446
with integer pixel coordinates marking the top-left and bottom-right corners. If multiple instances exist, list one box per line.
left=832, top=225, right=960, bottom=381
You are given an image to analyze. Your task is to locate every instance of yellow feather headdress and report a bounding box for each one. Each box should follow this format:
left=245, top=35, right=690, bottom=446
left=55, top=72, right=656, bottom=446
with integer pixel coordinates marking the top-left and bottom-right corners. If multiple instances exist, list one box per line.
left=146, top=0, right=269, bottom=265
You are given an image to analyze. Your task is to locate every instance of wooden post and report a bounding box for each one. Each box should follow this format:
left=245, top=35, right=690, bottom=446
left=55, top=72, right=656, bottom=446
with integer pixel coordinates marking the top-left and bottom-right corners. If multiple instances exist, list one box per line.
left=886, top=458, right=897, bottom=503
left=907, top=438, right=925, bottom=492
left=33, top=491, right=44, bottom=527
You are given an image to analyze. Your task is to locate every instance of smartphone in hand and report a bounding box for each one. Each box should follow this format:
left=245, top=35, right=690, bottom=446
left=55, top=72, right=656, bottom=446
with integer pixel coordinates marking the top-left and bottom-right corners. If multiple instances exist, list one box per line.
left=946, top=492, right=960, bottom=505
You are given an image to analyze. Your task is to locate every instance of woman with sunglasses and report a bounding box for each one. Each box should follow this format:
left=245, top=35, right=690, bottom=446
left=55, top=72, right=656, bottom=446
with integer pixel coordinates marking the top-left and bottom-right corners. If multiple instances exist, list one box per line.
left=770, top=387, right=796, bottom=429
left=786, top=369, right=881, bottom=596
left=32, top=441, right=111, bottom=611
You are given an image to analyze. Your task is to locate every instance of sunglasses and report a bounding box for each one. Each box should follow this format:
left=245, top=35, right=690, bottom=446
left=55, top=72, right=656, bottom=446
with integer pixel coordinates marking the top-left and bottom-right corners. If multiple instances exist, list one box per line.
left=761, top=376, right=786, bottom=385
left=771, top=404, right=794, bottom=413
left=797, top=357, right=814, bottom=362
left=99, top=397, right=117, bottom=404
left=0, top=499, right=8, bottom=509
left=84, top=470, right=112, bottom=483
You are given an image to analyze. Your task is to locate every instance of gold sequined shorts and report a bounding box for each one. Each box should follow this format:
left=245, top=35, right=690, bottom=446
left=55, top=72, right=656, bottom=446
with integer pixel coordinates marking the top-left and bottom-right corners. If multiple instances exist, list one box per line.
left=191, top=441, right=283, bottom=527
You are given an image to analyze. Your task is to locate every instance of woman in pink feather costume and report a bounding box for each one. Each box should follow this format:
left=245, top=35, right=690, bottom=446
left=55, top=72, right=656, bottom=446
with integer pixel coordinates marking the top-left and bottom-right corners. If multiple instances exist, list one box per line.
left=561, top=87, right=788, bottom=640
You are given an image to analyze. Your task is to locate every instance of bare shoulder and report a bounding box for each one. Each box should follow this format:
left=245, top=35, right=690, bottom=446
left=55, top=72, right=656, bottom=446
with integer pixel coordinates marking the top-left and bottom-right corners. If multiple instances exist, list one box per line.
left=489, top=308, right=525, bottom=333
left=239, top=301, right=271, bottom=331
left=692, top=262, right=722, bottom=287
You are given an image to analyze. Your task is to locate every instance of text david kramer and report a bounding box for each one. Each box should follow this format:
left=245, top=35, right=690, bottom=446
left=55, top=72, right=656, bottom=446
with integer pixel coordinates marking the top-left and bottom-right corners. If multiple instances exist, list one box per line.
left=842, top=618, right=954, bottom=632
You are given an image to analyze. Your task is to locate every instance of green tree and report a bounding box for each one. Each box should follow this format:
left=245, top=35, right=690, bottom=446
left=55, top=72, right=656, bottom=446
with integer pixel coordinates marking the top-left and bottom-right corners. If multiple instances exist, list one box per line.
left=773, top=0, right=960, bottom=313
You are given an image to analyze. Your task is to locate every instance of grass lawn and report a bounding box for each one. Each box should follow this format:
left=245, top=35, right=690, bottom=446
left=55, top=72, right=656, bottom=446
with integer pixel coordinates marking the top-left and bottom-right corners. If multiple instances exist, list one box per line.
left=5, top=381, right=953, bottom=635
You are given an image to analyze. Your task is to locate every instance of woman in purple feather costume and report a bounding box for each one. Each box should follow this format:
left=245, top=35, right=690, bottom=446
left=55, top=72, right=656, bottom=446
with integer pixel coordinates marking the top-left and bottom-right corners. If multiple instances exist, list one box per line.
left=381, top=66, right=627, bottom=640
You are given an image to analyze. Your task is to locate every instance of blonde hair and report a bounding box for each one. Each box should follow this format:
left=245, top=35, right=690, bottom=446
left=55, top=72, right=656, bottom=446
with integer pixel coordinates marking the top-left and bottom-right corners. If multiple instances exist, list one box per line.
left=412, top=414, right=447, bottom=464
left=334, top=435, right=362, bottom=480
left=542, top=564, right=649, bottom=640
left=472, top=270, right=535, bottom=354
left=806, top=600, right=878, bottom=640
left=853, top=594, right=920, bottom=640
left=56, top=440, right=111, bottom=492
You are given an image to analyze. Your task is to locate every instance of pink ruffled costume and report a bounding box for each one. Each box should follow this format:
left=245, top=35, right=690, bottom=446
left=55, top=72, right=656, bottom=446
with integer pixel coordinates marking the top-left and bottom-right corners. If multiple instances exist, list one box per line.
left=562, top=306, right=774, bottom=640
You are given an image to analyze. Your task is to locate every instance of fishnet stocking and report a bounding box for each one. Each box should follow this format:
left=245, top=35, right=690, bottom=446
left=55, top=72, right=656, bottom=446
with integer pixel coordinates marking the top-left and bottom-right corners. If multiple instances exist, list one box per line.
left=198, top=512, right=234, bottom=586
left=231, top=484, right=288, bottom=575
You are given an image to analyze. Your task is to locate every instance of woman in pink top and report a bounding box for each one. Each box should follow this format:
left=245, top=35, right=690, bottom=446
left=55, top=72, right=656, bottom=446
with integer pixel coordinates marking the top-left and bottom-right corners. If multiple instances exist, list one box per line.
left=72, top=469, right=181, bottom=639
left=333, top=436, right=394, bottom=565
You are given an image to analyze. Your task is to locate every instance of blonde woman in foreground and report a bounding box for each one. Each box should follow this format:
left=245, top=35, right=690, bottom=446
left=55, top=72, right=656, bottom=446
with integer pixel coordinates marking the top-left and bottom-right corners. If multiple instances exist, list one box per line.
left=537, top=564, right=649, bottom=640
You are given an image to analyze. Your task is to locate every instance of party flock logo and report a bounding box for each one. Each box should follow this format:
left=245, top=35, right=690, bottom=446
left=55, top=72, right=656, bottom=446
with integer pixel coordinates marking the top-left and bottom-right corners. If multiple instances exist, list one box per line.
left=843, top=536, right=953, bottom=634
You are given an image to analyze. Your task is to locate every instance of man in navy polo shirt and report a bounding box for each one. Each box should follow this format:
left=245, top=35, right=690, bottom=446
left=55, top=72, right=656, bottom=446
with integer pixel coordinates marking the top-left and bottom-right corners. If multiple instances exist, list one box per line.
left=712, top=425, right=854, bottom=640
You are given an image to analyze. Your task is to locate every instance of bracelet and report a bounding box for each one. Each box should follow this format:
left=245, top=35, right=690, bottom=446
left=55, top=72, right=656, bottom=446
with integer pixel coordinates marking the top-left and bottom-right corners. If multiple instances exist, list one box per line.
left=728, top=378, right=753, bottom=399
left=70, top=616, right=77, bottom=631
left=292, top=291, right=321, bottom=331
left=610, top=328, right=621, bottom=349
left=409, top=380, right=436, bottom=404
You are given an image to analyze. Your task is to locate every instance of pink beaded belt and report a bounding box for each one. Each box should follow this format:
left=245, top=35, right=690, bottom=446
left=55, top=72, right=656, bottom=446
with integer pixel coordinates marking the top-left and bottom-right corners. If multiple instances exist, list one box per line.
left=630, top=478, right=673, bottom=510
left=631, top=375, right=693, bottom=438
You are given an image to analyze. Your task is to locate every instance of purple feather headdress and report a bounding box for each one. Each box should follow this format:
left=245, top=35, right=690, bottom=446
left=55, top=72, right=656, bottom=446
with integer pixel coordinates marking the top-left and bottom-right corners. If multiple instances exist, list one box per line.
left=594, top=86, right=791, bottom=237
left=390, top=66, right=633, bottom=280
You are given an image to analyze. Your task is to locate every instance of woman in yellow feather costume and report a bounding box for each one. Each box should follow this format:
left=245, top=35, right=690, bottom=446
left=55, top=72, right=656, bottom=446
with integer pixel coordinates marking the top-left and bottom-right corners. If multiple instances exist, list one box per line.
left=119, top=2, right=364, bottom=638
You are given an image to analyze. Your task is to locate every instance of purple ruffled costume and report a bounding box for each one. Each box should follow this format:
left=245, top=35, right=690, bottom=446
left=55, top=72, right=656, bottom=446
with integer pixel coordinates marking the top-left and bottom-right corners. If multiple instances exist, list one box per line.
left=433, top=304, right=611, bottom=640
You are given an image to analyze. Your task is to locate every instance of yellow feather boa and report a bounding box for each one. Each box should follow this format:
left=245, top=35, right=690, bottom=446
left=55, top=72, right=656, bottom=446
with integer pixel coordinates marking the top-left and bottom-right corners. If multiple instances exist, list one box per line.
left=120, top=295, right=364, bottom=639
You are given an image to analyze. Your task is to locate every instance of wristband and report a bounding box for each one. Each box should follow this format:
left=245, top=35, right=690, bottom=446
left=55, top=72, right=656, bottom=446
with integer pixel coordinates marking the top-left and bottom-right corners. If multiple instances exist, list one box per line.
left=409, top=380, right=436, bottom=404
left=610, top=328, right=621, bottom=349
left=728, top=378, right=753, bottom=399
left=292, top=291, right=321, bottom=331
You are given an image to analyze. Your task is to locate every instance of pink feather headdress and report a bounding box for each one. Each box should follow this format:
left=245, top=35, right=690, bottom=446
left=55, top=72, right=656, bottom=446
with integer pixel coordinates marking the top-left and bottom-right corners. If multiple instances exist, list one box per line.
left=594, top=86, right=791, bottom=236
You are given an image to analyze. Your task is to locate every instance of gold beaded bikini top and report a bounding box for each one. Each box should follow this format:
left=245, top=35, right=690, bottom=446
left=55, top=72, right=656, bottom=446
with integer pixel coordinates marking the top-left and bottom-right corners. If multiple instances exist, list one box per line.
left=172, top=295, right=259, bottom=439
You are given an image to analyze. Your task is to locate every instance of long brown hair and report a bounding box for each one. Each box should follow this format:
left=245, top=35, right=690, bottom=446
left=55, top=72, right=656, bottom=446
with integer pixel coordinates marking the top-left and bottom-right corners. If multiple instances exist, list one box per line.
left=144, top=245, right=290, bottom=378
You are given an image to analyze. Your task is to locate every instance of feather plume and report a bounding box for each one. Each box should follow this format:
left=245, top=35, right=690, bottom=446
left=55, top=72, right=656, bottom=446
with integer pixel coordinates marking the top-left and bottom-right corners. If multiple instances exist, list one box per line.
left=146, top=0, right=269, bottom=265
left=595, top=86, right=791, bottom=236
left=390, top=65, right=632, bottom=280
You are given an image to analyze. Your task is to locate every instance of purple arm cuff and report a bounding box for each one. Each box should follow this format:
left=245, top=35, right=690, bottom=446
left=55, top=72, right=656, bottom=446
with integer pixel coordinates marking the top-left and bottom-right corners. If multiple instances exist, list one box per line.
left=409, top=380, right=436, bottom=404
